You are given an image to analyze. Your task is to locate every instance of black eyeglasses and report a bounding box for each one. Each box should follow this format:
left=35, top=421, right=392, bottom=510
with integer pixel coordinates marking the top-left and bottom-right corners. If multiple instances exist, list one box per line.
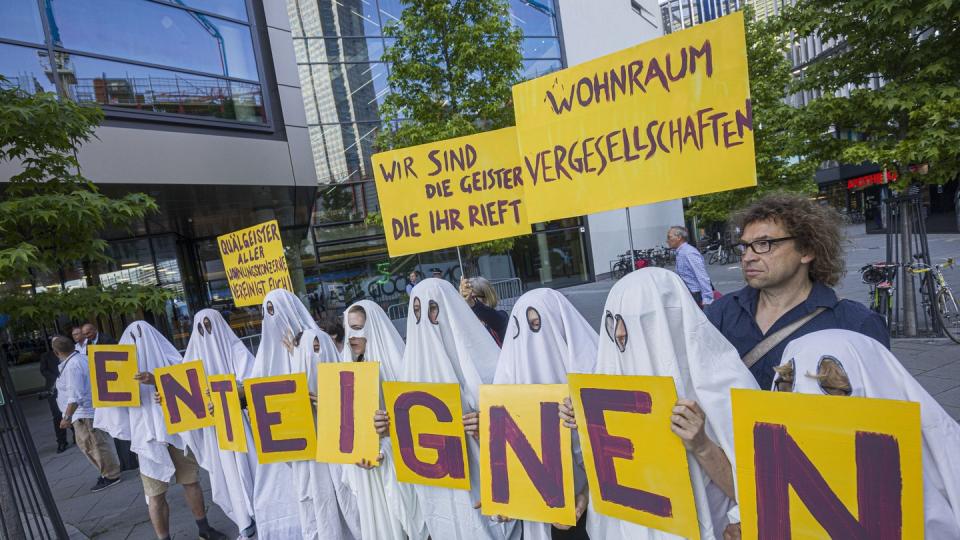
left=736, top=236, right=795, bottom=255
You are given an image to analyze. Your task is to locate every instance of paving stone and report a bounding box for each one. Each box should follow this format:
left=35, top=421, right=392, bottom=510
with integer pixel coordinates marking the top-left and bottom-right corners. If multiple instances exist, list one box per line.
left=935, top=387, right=960, bottom=408
left=915, top=375, right=960, bottom=396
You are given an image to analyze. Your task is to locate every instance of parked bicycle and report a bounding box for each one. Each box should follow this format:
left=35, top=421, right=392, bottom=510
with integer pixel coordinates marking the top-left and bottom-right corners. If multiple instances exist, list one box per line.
left=860, top=262, right=898, bottom=326
left=907, top=256, right=959, bottom=344
left=706, top=241, right=737, bottom=265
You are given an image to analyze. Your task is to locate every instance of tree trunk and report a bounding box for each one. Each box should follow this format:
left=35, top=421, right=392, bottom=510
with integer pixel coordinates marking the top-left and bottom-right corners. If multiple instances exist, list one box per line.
left=901, top=200, right=918, bottom=337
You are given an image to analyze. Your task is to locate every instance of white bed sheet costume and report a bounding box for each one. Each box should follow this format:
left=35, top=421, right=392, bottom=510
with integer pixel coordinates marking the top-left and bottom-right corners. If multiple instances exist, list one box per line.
left=182, top=309, right=258, bottom=534
left=94, top=321, right=189, bottom=486
left=493, top=288, right=598, bottom=540
left=588, top=268, right=758, bottom=540
left=253, top=289, right=360, bottom=540
left=403, top=278, right=520, bottom=540
left=339, top=300, right=428, bottom=540
left=777, top=330, right=960, bottom=538
left=291, top=327, right=362, bottom=540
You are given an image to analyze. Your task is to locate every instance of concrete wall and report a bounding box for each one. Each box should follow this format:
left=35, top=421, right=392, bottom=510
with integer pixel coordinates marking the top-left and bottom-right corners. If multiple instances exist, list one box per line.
left=555, top=0, right=685, bottom=275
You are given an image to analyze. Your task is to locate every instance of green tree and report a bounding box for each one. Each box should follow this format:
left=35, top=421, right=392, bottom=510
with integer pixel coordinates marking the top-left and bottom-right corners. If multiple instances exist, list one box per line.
left=781, top=0, right=960, bottom=188
left=378, top=0, right=522, bottom=150
left=375, top=0, right=523, bottom=261
left=0, top=81, right=171, bottom=326
left=687, top=8, right=818, bottom=224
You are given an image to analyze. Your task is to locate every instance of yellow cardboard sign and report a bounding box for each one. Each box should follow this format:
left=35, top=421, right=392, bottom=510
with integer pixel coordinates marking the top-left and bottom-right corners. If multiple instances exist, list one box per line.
left=732, top=389, right=923, bottom=539
left=512, top=13, right=756, bottom=223
left=246, top=373, right=317, bottom=464
left=208, top=374, right=247, bottom=453
left=568, top=374, right=699, bottom=539
left=217, top=219, right=293, bottom=307
left=87, top=345, right=140, bottom=407
left=372, top=127, right=529, bottom=257
left=315, top=362, right=381, bottom=464
left=382, top=381, right=470, bottom=490
left=479, top=384, right=575, bottom=525
left=155, top=360, right=214, bottom=434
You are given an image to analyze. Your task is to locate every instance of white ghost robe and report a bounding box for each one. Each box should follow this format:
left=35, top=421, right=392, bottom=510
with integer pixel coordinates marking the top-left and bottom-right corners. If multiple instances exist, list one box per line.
left=94, top=321, right=188, bottom=484
left=291, top=327, right=361, bottom=540
left=588, top=268, right=759, bottom=540
left=402, top=278, right=520, bottom=540
left=493, top=288, right=598, bottom=540
left=182, top=309, right=258, bottom=533
left=339, top=300, right=428, bottom=540
left=250, top=289, right=317, bottom=539
left=778, top=330, right=960, bottom=538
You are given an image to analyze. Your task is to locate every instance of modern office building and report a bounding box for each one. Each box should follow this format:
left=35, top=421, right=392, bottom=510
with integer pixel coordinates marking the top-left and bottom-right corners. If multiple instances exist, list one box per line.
left=287, top=0, right=682, bottom=317
left=659, top=0, right=742, bottom=34
left=0, top=0, right=317, bottom=349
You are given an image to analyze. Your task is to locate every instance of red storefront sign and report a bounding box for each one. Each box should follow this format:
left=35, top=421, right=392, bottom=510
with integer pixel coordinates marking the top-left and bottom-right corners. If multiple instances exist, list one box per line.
left=847, top=170, right=898, bottom=190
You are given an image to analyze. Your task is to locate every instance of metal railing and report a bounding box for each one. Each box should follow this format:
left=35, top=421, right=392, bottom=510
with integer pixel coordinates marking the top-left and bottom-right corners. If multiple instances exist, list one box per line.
left=0, top=357, right=68, bottom=539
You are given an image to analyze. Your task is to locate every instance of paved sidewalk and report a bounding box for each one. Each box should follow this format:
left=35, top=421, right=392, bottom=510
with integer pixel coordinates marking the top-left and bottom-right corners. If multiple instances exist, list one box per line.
left=21, top=395, right=233, bottom=540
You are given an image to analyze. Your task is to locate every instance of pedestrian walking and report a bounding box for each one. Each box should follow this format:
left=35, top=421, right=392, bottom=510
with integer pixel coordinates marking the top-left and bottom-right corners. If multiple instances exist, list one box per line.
left=667, top=225, right=714, bottom=307
left=51, top=336, right=122, bottom=492
left=40, top=338, right=69, bottom=453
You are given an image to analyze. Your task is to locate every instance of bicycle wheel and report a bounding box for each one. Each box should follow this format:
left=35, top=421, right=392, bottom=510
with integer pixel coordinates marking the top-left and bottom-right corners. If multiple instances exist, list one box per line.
left=934, top=289, right=960, bottom=344
left=613, top=261, right=628, bottom=279
left=877, top=291, right=891, bottom=326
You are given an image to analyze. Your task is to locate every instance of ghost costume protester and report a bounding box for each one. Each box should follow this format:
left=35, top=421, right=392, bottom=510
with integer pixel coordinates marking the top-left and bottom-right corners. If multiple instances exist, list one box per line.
left=581, top=268, right=758, bottom=540
left=252, top=289, right=360, bottom=540
left=402, top=278, right=519, bottom=540
left=340, top=301, right=428, bottom=540
left=773, top=330, right=960, bottom=538
left=183, top=310, right=258, bottom=537
left=291, top=327, right=362, bottom=540
left=493, top=288, right=598, bottom=540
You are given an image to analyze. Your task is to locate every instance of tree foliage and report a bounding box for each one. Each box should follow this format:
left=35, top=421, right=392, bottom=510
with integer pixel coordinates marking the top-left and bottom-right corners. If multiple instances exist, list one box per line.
left=374, top=0, right=523, bottom=256
left=782, top=0, right=960, bottom=188
left=688, top=7, right=818, bottom=223
left=0, top=81, right=169, bottom=322
left=378, top=0, right=522, bottom=150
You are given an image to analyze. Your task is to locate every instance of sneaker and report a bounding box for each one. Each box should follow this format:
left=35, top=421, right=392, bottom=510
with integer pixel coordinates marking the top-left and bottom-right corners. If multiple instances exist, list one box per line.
left=90, top=476, right=121, bottom=493
left=56, top=441, right=69, bottom=453
left=199, top=527, right=228, bottom=540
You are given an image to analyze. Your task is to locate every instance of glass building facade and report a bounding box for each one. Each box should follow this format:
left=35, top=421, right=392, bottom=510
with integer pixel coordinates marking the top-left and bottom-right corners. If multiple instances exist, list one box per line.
left=288, top=0, right=592, bottom=316
left=0, top=0, right=315, bottom=359
left=0, top=0, right=267, bottom=125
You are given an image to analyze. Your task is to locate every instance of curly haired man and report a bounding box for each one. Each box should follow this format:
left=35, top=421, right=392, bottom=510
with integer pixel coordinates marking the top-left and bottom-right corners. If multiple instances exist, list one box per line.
left=705, top=193, right=889, bottom=390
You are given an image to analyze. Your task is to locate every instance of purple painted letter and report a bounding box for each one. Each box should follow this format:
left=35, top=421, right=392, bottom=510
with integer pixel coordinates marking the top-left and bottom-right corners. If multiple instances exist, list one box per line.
left=580, top=388, right=673, bottom=517
left=249, top=380, right=308, bottom=453
left=159, top=367, right=207, bottom=424
left=753, top=422, right=902, bottom=540
left=488, top=402, right=565, bottom=507
left=209, top=379, right=235, bottom=442
left=393, top=391, right=465, bottom=479
left=94, top=351, right=131, bottom=402
left=339, top=371, right=355, bottom=453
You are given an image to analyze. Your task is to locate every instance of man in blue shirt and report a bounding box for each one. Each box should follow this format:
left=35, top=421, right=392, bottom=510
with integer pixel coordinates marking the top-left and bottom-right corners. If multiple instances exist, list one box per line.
left=706, top=194, right=889, bottom=390
left=668, top=226, right=714, bottom=306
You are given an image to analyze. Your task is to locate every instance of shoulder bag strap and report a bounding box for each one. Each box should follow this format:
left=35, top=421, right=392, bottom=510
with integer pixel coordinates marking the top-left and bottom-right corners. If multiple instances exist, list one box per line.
left=741, top=307, right=827, bottom=369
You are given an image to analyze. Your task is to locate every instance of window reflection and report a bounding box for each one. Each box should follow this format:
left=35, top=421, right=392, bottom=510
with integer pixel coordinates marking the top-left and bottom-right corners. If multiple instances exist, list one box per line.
left=0, top=0, right=45, bottom=44
left=0, top=43, right=57, bottom=94
left=522, top=59, right=562, bottom=80
left=158, top=0, right=249, bottom=21
left=522, top=37, right=561, bottom=60
left=48, top=0, right=259, bottom=81
left=62, top=54, right=265, bottom=123
left=510, top=0, right=556, bottom=35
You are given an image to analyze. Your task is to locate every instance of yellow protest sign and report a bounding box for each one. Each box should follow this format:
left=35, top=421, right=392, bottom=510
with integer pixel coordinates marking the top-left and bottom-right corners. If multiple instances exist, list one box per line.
left=512, top=12, right=756, bottom=223
left=479, top=384, right=575, bottom=526
left=382, top=381, right=470, bottom=490
left=372, top=127, right=529, bottom=257
left=208, top=374, right=247, bottom=453
left=88, top=345, right=140, bottom=407
left=732, top=389, right=923, bottom=539
left=568, top=374, right=699, bottom=539
left=315, top=362, right=381, bottom=464
left=217, top=219, right=292, bottom=307
left=246, top=373, right=317, bottom=464
left=155, top=360, right=214, bottom=434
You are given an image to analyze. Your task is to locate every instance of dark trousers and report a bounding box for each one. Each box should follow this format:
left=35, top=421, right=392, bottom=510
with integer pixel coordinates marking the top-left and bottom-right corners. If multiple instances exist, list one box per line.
left=114, top=438, right=139, bottom=471
left=691, top=291, right=704, bottom=308
left=46, top=394, right=67, bottom=445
